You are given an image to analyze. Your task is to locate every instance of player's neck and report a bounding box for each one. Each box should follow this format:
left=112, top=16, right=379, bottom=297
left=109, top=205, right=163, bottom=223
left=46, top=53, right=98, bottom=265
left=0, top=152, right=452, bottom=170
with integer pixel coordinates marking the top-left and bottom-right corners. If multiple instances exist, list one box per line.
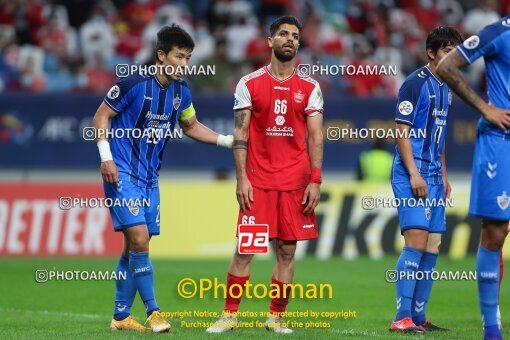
left=267, top=61, right=294, bottom=81
left=426, top=62, right=443, bottom=83
left=155, top=72, right=171, bottom=88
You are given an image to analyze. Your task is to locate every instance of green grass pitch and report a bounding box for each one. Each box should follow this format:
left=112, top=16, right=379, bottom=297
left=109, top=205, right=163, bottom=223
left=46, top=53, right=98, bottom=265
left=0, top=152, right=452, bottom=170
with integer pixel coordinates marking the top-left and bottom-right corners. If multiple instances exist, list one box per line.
left=1, top=256, right=507, bottom=339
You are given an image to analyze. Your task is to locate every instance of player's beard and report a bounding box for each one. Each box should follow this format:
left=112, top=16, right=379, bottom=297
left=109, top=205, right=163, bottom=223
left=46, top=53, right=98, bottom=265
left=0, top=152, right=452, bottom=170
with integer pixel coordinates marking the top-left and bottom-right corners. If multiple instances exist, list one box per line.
left=274, top=45, right=296, bottom=62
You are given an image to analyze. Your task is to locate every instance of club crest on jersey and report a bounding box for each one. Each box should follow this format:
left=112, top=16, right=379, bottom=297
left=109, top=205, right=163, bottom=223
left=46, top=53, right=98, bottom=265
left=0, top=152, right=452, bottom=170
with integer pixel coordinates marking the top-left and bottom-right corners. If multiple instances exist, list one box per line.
left=128, top=204, right=140, bottom=216
left=107, top=85, right=120, bottom=99
left=173, top=94, right=181, bottom=110
left=425, top=208, right=431, bottom=220
left=497, top=192, right=509, bottom=210
left=294, top=90, right=304, bottom=103
left=275, top=116, right=285, bottom=125
left=398, top=101, right=413, bottom=116
left=463, top=35, right=480, bottom=50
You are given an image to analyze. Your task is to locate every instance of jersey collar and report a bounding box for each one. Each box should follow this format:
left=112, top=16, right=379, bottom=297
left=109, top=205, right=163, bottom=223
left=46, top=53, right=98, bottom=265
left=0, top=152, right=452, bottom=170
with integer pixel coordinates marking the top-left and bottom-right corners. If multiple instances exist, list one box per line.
left=264, top=66, right=296, bottom=83
left=153, top=74, right=171, bottom=89
left=424, top=65, right=443, bottom=85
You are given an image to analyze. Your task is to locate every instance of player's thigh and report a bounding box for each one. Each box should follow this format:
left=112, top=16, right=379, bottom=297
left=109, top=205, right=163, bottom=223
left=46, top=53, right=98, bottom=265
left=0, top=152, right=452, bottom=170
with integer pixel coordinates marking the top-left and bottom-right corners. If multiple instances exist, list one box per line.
left=103, top=179, right=147, bottom=232
left=277, top=188, right=318, bottom=241
left=237, top=186, right=278, bottom=238
left=469, top=133, right=510, bottom=220
left=392, top=181, right=430, bottom=234
left=144, top=186, right=161, bottom=236
left=429, top=183, right=446, bottom=234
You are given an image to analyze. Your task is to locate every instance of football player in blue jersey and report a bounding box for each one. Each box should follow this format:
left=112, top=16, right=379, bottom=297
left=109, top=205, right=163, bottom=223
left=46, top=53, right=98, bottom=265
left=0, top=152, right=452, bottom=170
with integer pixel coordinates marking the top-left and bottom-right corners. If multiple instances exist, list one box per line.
left=92, top=25, right=233, bottom=332
left=390, top=27, right=462, bottom=333
left=437, top=17, right=510, bottom=340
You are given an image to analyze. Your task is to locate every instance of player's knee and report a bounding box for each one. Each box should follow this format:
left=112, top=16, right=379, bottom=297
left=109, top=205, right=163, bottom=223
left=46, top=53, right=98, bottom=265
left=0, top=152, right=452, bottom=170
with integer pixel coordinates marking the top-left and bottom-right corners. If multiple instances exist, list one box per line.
left=233, top=252, right=254, bottom=266
left=129, top=234, right=150, bottom=252
left=426, top=233, right=442, bottom=253
left=276, top=243, right=296, bottom=264
left=482, top=219, right=509, bottom=249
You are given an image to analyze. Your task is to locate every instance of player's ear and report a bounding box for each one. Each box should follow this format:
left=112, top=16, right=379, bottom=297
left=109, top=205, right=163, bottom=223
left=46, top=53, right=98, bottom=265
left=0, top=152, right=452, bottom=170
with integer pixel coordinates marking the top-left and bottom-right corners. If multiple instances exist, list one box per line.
left=267, top=36, right=273, bottom=48
left=426, top=48, right=435, bottom=61
left=156, top=50, right=164, bottom=63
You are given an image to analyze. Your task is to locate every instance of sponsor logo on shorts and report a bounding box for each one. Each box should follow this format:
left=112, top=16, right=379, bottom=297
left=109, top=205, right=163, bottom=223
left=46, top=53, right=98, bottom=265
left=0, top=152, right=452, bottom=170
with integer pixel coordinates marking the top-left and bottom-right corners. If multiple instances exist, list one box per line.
left=497, top=191, right=509, bottom=210
left=487, top=162, right=497, bottom=179
left=302, top=224, right=315, bottom=229
left=425, top=207, right=431, bottom=220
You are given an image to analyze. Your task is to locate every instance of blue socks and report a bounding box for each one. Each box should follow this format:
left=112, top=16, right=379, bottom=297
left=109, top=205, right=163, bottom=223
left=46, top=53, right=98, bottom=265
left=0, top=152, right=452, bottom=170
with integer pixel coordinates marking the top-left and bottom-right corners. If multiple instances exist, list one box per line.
left=412, top=251, right=438, bottom=326
left=395, top=246, right=424, bottom=321
left=477, top=245, right=501, bottom=338
left=129, top=251, right=159, bottom=316
left=113, top=254, right=137, bottom=321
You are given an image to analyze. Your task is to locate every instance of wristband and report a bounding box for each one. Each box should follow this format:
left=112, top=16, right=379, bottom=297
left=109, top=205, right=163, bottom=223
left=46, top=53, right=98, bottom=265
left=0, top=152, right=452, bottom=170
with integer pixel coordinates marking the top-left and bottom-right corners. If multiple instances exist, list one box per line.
left=310, top=167, right=322, bottom=184
left=217, top=134, right=234, bottom=149
left=97, top=140, right=113, bottom=162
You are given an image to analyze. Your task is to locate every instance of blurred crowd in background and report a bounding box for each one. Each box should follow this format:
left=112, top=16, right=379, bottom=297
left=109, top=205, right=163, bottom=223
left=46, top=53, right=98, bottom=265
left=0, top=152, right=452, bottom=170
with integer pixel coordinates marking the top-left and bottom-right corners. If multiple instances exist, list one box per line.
left=0, top=0, right=508, bottom=96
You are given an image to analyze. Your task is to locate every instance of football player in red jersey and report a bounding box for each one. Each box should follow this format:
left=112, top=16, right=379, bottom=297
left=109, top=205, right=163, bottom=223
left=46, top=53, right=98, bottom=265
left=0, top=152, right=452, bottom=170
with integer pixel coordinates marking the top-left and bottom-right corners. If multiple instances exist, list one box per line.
left=207, top=16, right=324, bottom=334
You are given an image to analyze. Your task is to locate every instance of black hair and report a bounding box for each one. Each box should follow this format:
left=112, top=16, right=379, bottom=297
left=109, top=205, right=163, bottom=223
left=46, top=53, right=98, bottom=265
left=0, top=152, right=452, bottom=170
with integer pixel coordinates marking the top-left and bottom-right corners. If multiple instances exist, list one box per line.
left=426, top=26, right=463, bottom=54
left=269, top=16, right=302, bottom=37
left=155, top=24, right=195, bottom=61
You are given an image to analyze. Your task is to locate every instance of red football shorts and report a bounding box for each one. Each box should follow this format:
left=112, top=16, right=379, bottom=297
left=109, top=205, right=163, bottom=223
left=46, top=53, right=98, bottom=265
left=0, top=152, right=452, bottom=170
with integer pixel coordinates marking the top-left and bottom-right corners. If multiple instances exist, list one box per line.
left=236, top=186, right=318, bottom=241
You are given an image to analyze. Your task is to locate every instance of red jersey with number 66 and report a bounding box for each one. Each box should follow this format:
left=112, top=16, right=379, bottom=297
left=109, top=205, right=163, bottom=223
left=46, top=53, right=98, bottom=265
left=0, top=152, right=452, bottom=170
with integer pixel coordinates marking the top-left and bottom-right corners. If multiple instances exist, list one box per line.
left=233, top=66, right=324, bottom=191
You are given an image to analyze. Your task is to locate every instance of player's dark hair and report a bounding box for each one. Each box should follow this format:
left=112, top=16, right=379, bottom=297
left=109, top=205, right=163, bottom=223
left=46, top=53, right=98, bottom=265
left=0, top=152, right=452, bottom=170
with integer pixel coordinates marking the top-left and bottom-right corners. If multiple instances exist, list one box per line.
left=269, top=16, right=302, bottom=37
left=155, top=24, right=195, bottom=61
left=426, top=26, right=463, bottom=55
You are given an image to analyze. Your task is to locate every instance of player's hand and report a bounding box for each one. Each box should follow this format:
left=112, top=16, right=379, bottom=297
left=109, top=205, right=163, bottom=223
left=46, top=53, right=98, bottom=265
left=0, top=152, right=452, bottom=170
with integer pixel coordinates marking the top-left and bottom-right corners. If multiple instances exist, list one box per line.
left=236, top=177, right=253, bottom=212
left=410, top=172, right=428, bottom=198
left=483, top=103, right=510, bottom=131
left=443, top=175, right=452, bottom=199
left=101, top=160, right=118, bottom=184
left=302, top=182, right=320, bottom=214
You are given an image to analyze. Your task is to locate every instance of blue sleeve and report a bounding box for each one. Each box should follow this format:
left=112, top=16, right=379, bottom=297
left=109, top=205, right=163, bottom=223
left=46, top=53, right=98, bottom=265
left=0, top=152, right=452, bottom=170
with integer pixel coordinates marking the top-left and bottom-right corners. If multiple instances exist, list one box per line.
left=395, top=78, right=424, bottom=126
left=103, top=75, right=143, bottom=113
left=457, top=17, right=510, bottom=64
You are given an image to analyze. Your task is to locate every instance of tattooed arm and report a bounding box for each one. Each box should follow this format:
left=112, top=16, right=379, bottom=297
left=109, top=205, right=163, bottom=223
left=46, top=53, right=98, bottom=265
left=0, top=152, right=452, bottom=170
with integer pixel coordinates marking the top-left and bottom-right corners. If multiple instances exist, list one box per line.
left=233, top=108, right=252, bottom=212
left=436, top=49, right=510, bottom=130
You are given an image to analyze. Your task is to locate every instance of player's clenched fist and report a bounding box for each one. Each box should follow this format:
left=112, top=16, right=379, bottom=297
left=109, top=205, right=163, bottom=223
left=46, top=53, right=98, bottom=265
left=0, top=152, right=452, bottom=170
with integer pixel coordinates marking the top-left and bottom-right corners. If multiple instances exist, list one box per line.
left=236, top=177, right=253, bottom=212
left=101, top=160, right=118, bottom=184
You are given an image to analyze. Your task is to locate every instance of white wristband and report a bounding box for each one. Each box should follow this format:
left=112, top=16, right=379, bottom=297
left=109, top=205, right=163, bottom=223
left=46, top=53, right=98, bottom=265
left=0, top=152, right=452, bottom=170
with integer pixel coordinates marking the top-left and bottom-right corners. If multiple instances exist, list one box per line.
left=97, top=140, right=113, bottom=162
left=217, top=134, right=234, bottom=149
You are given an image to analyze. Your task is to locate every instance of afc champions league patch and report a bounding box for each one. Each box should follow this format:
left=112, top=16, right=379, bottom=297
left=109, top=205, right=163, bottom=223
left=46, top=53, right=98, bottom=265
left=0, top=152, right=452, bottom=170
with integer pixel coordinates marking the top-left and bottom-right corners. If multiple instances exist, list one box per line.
left=463, top=35, right=480, bottom=50
left=398, top=101, right=413, bottom=116
left=107, top=85, right=120, bottom=99
left=497, top=191, right=510, bottom=210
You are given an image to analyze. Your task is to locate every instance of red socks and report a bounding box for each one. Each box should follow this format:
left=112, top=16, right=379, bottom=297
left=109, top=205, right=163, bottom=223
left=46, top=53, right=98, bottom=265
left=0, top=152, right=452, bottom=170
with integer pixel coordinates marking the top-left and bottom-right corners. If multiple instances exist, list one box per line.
left=224, top=272, right=249, bottom=313
left=269, top=277, right=291, bottom=314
